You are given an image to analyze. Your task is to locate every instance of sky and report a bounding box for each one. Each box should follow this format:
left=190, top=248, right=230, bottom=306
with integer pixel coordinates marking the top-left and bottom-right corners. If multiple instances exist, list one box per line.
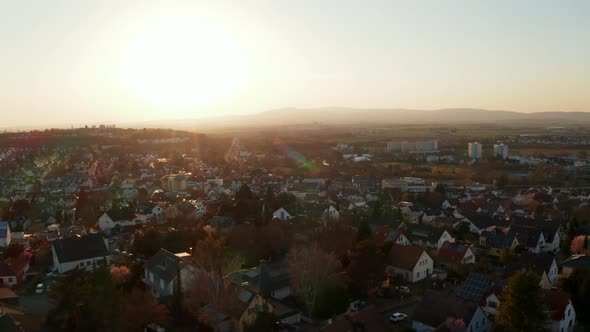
left=1, top=0, right=589, bottom=128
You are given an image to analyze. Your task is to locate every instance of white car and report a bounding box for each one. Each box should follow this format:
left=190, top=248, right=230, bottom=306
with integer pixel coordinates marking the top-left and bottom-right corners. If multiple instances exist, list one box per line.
left=389, top=312, right=408, bottom=323
left=395, top=286, right=411, bottom=294
left=35, top=283, right=45, bottom=294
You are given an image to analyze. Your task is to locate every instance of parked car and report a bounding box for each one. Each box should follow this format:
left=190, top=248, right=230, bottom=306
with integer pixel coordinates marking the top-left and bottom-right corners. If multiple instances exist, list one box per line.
left=35, top=283, right=45, bottom=294
left=389, top=312, right=408, bottom=323
left=395, top=286, right=410, bottom=294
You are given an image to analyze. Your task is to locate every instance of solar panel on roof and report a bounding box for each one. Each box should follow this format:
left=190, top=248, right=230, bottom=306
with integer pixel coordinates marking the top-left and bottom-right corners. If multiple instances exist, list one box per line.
left=460, top=273, right=493, bottom=302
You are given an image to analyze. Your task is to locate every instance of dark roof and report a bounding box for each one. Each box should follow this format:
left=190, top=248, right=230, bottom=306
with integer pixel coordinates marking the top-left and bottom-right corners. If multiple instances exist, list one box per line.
left=543, top=289, right=571, bottom=321
left=510, top=217, right=560, bottom=243
left=258, top=259, right=290, bottom=297
left=504, top=253, right=555, bottom=278
left=145, top=249, right=180, bottom=282
left=389, top=244, right=426, bottom=270
left=405, top=224, right=446, bottom=244
left=508, top=225, right=543, bottom=248
left=413, top=291, right=480, bottom=328
left=484, top=230, right=516, bottom=249
left=459, top=273, right=495, bottom=302
left=561, top=255, right=590, bottom=269
left=105, top=206, right=135, bottom=221
left=52, top=234, right=110, bottom=263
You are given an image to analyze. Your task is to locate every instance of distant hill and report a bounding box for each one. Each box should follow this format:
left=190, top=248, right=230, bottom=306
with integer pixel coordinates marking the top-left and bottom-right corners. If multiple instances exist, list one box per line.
left=122, top=108, right=590, bottom=130
left=191, top=108, right=590, bottom=128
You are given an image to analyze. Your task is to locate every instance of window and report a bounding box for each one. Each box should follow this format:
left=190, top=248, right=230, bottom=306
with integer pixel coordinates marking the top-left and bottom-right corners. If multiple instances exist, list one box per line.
left=569, top=320, right=573, bottom=327
left=568, top=309, right=571, bottom=317
left=417, top=272, right=420, bottom=278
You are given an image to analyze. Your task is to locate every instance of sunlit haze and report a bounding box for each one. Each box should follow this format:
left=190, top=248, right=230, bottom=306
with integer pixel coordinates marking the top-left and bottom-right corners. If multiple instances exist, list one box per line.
left=1, top=0, right=589, bottom=128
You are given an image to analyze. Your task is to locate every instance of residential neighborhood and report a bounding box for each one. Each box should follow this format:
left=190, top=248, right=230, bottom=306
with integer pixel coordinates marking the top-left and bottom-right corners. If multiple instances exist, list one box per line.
left=0, top=126, right=590, bottom=332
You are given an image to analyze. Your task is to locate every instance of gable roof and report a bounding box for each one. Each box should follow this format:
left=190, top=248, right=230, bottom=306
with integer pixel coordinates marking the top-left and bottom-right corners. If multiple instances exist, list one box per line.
left=543, top=289, right=571, bottom=321
left=504, top=253, right=555, bottom=278
left=145, top=248, right=180, bottom=282
left=435, top=243, right=472, bottom=265
left=508, top=224, right=543, bottom=248
left=460, top=272, right=496, bottom=302
left=484, top=230, right=517, bottom=249
left=561, top=255, right=590, bottom=269
left=404, top=224, right=447, bottom=244
left=52, top=234, right=110, bottom=264
left=389, top=244, right=427, bottom=270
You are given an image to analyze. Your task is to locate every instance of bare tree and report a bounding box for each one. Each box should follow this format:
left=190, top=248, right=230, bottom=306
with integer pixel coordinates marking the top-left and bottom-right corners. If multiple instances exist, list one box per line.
left=288, top=243, right=343, bottom=317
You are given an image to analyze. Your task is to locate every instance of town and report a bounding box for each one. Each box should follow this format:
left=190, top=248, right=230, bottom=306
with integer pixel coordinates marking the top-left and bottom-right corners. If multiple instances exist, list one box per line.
left=0, top=124, right=589, bottom=332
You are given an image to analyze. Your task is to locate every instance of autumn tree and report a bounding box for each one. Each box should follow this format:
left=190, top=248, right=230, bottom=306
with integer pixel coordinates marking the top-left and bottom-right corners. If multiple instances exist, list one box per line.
left=499, top=248, right=511, bottom=265
left=288, top=243, right=344, bottom=317
left=496, top=271, right=548, bottom=332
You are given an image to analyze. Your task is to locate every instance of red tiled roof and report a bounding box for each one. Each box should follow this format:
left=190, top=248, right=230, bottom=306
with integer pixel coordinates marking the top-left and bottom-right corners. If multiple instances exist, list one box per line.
left=434, top=244, right=471, bottom=265
left=389, top=244, right=426, bottom=270
left=544, top=289, right=571, bottom=321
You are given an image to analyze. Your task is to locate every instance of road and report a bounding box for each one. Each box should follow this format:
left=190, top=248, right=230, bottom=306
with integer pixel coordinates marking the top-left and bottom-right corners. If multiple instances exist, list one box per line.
left=20, top=294, right=56, bottom=315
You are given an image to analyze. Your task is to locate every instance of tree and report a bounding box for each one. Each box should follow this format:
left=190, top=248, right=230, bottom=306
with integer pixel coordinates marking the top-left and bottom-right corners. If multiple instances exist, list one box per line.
left=571, top=235, right=588, bottom=254
left=499, top=248, right=511, bottom=265
left=561, top=267, right=590, bottom=325
left=243, top=311, right=278, bottom=332
left=496, top=271, right=548, bottom=332
left=356, top=219, right=372, bottom=242
left=347, top=240, right=385, bottom=299
left=288, top=244, right=344, bottom=317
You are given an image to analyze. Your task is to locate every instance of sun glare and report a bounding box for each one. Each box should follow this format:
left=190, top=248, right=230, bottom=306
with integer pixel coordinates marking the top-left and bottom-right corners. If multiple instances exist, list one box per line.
left=120, top=15, right=248, bottom=110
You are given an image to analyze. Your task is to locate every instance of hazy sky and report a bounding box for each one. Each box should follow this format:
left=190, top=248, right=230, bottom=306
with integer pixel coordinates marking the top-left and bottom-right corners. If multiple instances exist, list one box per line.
left=1, top=0, right=589, bottom=127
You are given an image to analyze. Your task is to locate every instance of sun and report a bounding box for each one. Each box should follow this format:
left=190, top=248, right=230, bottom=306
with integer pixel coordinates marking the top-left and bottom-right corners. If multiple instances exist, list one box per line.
left=120, top=15, right=248, bottom=110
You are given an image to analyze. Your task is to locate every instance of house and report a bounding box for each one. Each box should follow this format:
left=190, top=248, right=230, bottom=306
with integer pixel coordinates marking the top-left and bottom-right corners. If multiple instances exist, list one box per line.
left=238, top=291, right=270, bottom=330
left=371, top=225, right=411, bottom=246
left=434, top=242, right=475, bottom=270
left=0, top=222, right=11, bottom=247
left=98, top=209, right=146, bottom=234
left=387, top=244, right=433, bottom=283
left=561, top=255, right=590, bottom=278
left=544, top=289, right=576, bottom=332
left=229, top=259, right=292, bottom=301
left=144, top=249, right=181, bottom=300
left=0, top=252, right=32, bottom=287
left=412, top=291, right=493, bottom=332
left=322, top=205, right=340, bottom=222
left=405, top=224, right=455, bottom=249
left=272, top=207, right=293, bottom=221
left=458, top=214, right=500, bottom=235
left=459, top=273, right=505, bottom=306
left=504, top=253, right=558, bottom=289
left=479, top=230, right=519, bottom=257
left=508, top=225, right=546, bottom=254
left=510, top=217, right=561, bottom=252
left=51, top=234, right=110, bottom=273
left=238, top=292, right=301, bottom=331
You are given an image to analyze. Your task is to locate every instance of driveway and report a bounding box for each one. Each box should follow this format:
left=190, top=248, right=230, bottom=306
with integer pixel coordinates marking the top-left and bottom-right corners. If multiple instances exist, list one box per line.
left=20, top=294, right=56, bottom=316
